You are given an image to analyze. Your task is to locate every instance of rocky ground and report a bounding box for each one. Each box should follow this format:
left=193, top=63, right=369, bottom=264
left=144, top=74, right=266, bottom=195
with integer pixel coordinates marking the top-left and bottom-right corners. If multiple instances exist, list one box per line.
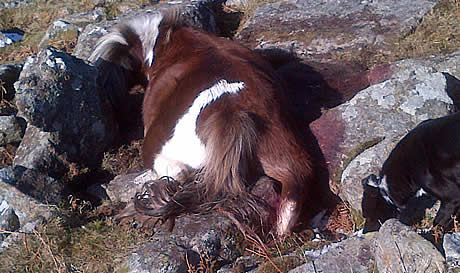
left=0, top=0, right=459, bottom=272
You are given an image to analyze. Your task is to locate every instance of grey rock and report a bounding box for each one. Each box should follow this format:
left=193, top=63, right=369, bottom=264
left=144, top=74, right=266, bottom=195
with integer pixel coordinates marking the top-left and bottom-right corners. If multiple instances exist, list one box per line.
left=238, top=0, right=437, bottom=60
left=11, top=166, right=65, bottom=204
left=310, top=56, right=457, bottom=212
left=0, top=167, right=54, bottom=251
left=289, top=233, right=377, bottom=273
left=416, top=51, right=460, bottom=79
left=14, top=124, right=67, bottom=177
left=125, top=214, right=242, bottom=273
left=236, top=0, right=441, bottom=105
left=73, top=20, right=115, bottom=61
left=65, top=7, right=106, bottom=24
left=444, top=233, right=460, bottom=272
left=375, top=219, right=445, bottom=273
left=11, top=123, right=66, bottom=203
left=74, top=0, right=216, bottom=61
left=38, top=20, right=80, bottom=50
left=39, top=8, right=106, bottom=50
left=93, top=0, right=122, bottom=5
left=15, top=48, right=117, bottom=169
left=102, top=170, right=157, bottom=203
left=217, top=255, right=261, bottom=273
left=0, top=198, right=20, bottom=242
left=0, top=116, right=26, bottom=145
left=0, top=63, right=22, bottom=101
left=12, top=47, right=118, bottom=203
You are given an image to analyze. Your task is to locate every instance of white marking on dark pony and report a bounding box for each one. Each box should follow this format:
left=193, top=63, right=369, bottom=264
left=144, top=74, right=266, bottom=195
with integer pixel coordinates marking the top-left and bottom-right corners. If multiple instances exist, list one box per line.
left=89, top=12, right=163, bottom=67
left=415, top=188, right=427, bottom=197
left=153, top=80, right=245, bottom=178
left=127, top=13, right=163, bottom=66
left=379, top=175, right=401, bottom=210
left=277, top=199, right=297, bottom=236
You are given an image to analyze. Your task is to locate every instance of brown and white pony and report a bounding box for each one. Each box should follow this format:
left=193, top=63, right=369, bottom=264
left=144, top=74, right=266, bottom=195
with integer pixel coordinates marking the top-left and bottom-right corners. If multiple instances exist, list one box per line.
left=90, top=10, right=325, bottom=236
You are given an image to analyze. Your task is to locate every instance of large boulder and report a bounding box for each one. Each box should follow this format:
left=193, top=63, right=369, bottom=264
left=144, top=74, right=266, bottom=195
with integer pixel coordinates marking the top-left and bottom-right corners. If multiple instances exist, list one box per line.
left=15, top=47, right=117, bottom=169
left=375, top=219, right=446, bottom=273
left=239, top=0, right=438, bottom=60
left=12, top=47, right=117, bottom=203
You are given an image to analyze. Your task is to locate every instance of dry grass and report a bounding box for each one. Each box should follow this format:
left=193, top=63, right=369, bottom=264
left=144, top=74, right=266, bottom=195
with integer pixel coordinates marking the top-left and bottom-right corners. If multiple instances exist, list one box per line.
left=0, top=0, right=95, bottom=62
left=231, top=0, right=278, bottom=34
left=393, top=0, right=460, bottom=59
left=0, top=198, right=148, bottom=273
left=0, top=0, right=155, bottom=63
left=101, top=139, right=144, bottom=176
left=46, top=29, right=80, bottom=54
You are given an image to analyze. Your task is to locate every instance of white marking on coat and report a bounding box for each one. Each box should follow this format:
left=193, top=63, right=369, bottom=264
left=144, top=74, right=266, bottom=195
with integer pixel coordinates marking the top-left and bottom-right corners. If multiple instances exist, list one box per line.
left=415, top=188, right=427, bottom=197
left=379, top=175, right=395, bottom=206
left=277, top=199, right=297, bottom=235
left=153, top=80, right=245, bottom=178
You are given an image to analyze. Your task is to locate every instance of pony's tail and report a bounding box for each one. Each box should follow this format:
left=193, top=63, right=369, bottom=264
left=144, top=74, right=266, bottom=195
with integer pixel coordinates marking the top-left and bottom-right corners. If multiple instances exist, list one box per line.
left=132, top=111, right=261, bottom=222
left=200, top=110, right=260, bottom=198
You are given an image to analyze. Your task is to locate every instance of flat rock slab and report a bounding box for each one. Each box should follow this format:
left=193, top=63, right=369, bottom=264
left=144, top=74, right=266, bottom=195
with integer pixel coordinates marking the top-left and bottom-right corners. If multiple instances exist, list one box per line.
left=375, top=219, right=445, bottom=273
left=101, top=170, right=157, bottom=203
left=289, top=233, right=377, bottom=273
left=239, top=0, right=438, bottom=61
left=237, top=0, right=439, bottom=104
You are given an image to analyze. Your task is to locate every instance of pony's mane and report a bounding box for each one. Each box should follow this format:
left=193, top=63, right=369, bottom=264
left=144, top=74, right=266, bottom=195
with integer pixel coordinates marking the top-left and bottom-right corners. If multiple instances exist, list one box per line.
left=89, top=7, right=184, bottom=69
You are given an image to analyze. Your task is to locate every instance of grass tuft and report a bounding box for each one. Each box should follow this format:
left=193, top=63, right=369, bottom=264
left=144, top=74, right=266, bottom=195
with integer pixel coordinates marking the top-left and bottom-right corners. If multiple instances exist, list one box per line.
left=0, top=198, right=148, bottom=273
left=393, top=0, right=460, bottom=59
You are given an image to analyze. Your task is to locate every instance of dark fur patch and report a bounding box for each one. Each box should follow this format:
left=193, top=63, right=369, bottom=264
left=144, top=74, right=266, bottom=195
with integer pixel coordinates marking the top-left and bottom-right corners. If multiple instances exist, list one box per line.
left=362, top=112, right=460, bottom=232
